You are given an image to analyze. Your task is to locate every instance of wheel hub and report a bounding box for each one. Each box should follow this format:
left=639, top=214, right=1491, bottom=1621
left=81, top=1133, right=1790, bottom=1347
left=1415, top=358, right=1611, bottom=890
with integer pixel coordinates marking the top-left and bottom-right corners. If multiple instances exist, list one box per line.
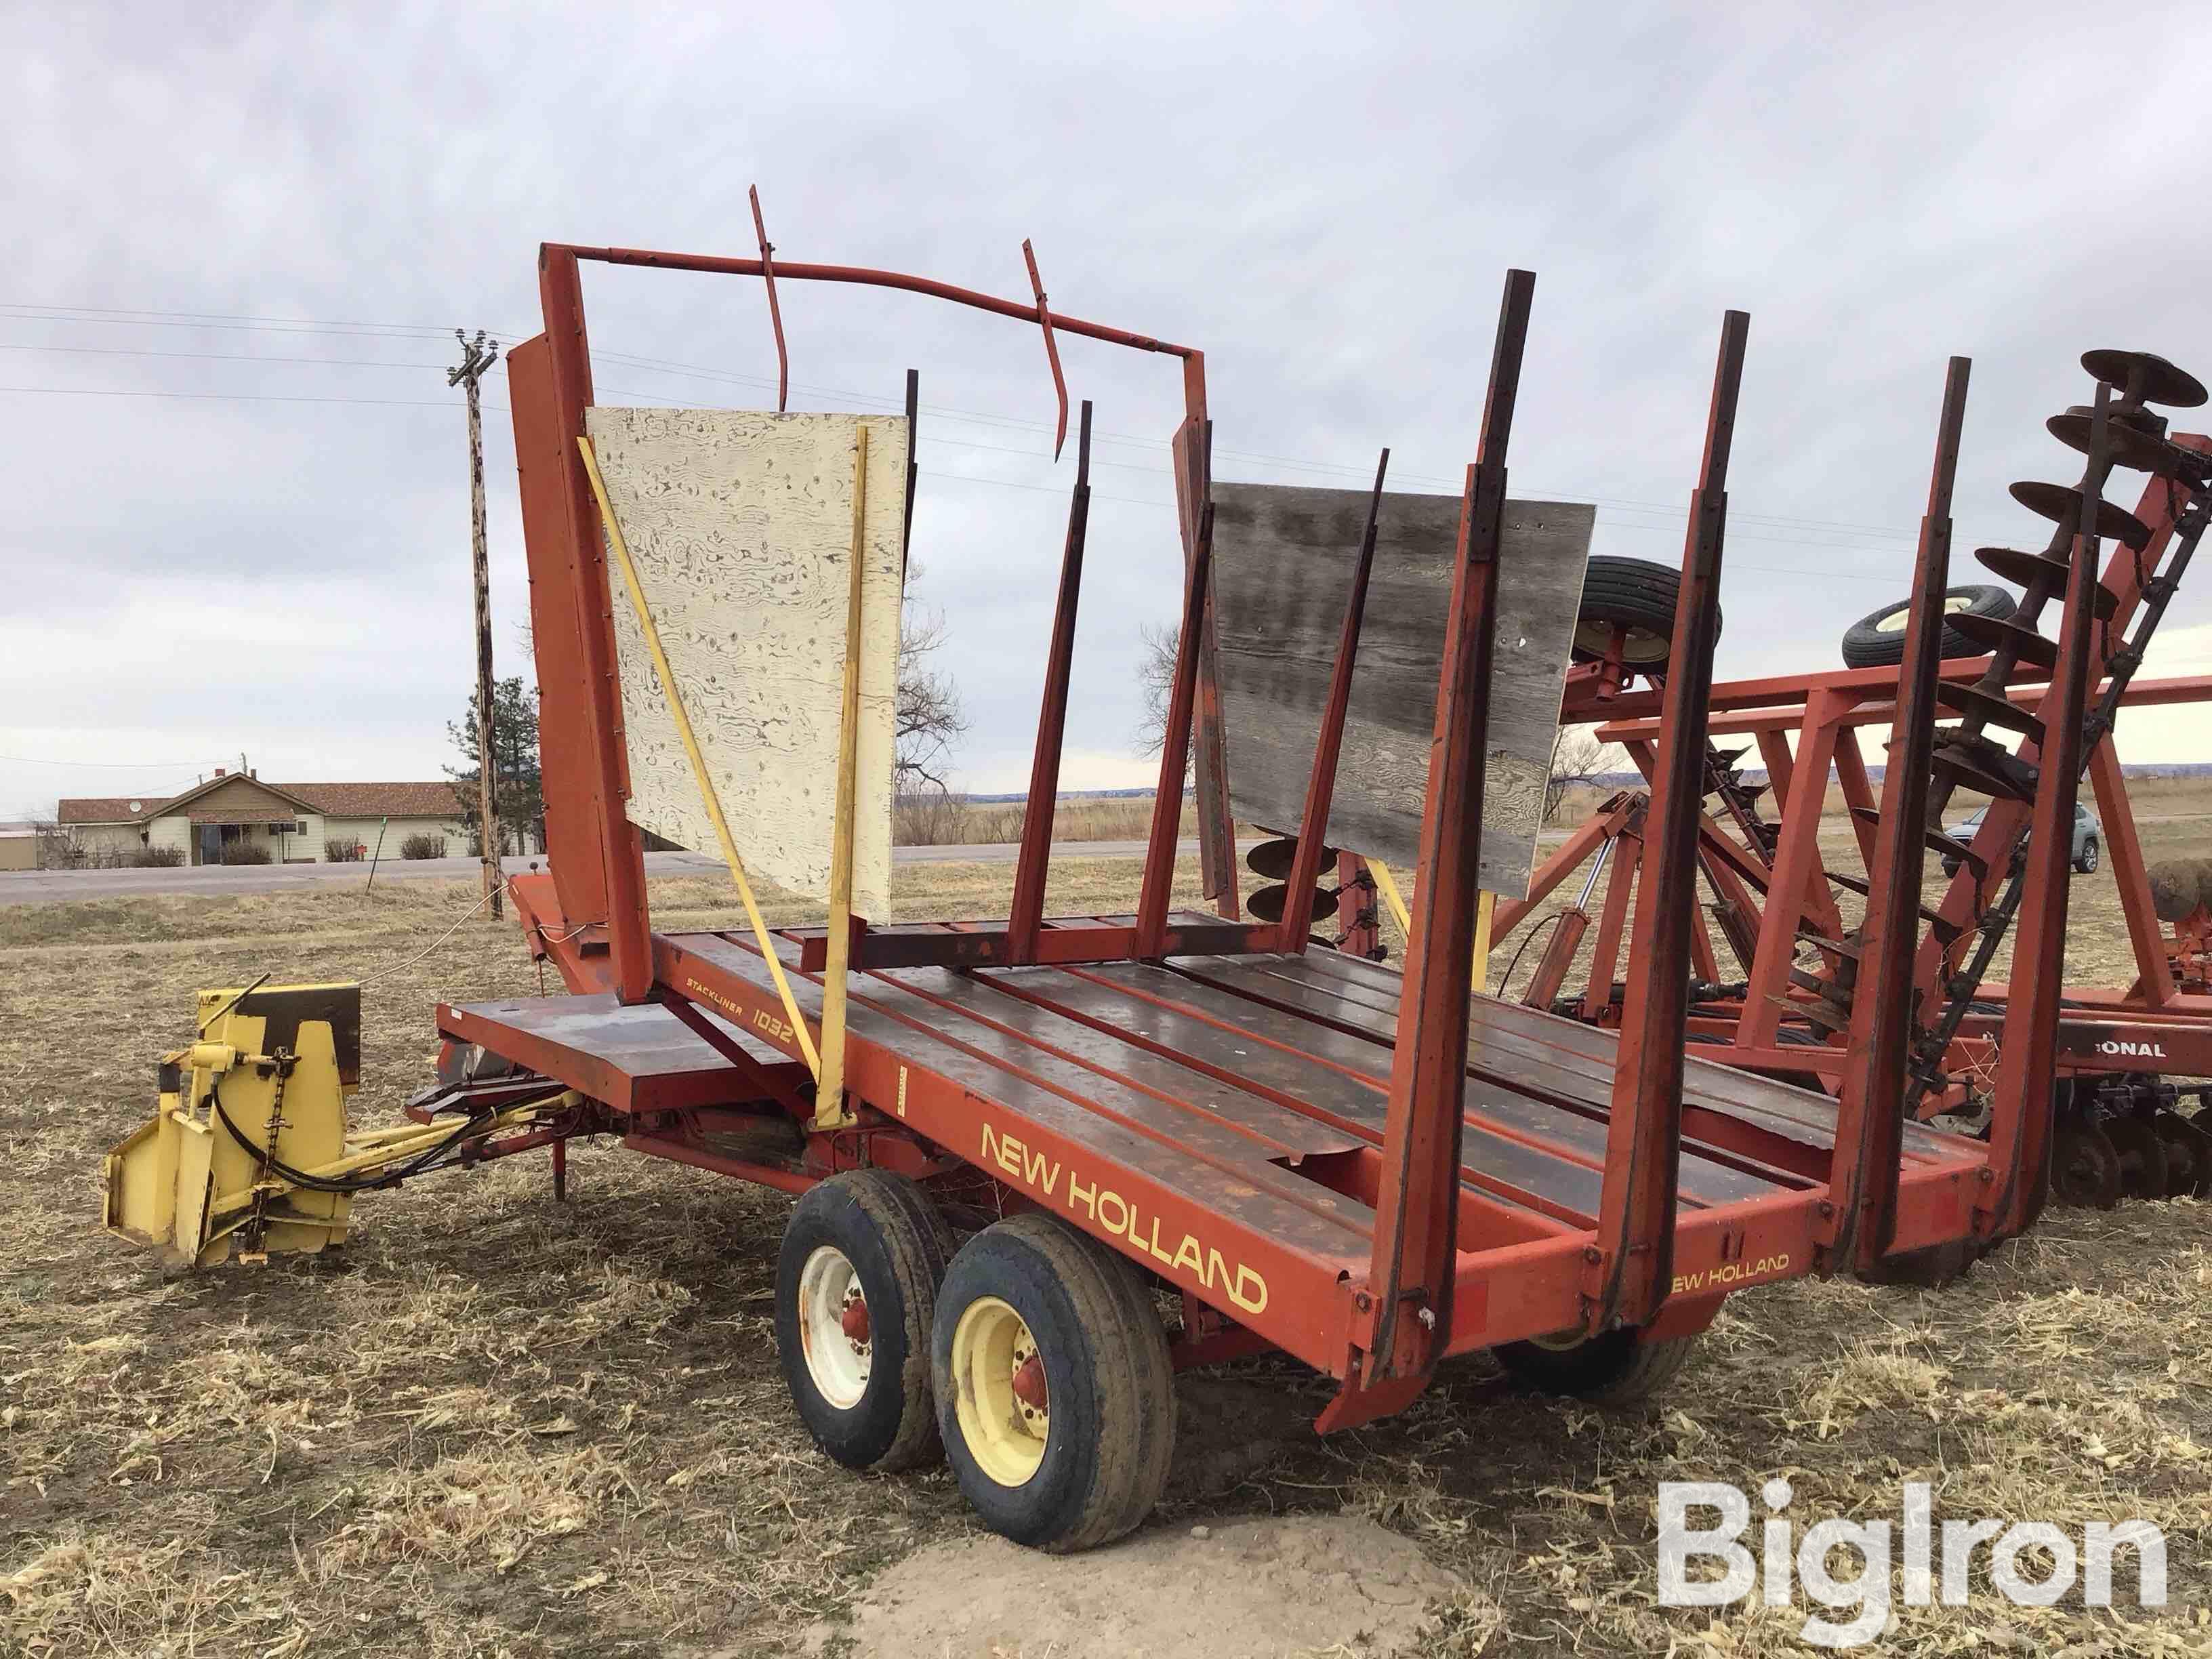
left=797, top=1245, right=873, bottom=1409
left=951, top=1295, right=1050, bottom=1487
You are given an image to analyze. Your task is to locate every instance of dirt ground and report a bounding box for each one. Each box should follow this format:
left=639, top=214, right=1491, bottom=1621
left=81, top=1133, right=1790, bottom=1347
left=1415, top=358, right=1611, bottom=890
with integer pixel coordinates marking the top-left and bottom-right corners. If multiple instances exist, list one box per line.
left=5, top=834, right=2211, bottom=1656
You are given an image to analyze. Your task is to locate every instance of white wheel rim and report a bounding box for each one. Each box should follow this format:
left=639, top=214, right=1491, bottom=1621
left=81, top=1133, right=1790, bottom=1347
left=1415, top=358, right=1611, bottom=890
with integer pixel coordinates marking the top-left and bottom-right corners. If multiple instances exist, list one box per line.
left=1877, top=594, right=1973, bottom=634
left=951, top=1295, right=1049, bottom=1488
left=798, top=1245, right=872, bottom=1409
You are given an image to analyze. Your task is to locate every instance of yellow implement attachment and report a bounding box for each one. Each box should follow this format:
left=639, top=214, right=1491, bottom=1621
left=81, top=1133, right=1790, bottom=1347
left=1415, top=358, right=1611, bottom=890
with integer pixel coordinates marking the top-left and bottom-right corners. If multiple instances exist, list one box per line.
left=104, top=984, right=565, bottom=1270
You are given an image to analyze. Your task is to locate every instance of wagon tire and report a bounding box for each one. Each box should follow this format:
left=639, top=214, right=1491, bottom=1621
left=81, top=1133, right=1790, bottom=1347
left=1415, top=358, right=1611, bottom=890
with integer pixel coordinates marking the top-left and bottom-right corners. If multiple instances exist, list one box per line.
left=1570, top=556, right=1721, bottom=670
left=1496, top=1327, right=1695, bottom=1407
left=775, top=1170, right=954, bottom=1473
left=933, top=1214, right=1175, bottom=1552
left=1839, top=585, right=2015, bottom=670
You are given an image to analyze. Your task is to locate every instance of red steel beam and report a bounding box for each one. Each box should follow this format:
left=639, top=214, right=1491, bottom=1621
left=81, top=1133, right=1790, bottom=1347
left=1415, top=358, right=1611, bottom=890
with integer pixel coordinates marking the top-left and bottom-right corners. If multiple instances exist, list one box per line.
left=1737, top=690, right=1844, bottom=1048
left=1825, top=355, right=1969, bottom=1273
left=538, top=248, right=653, bottom=1002
left=2087, top=735, right=2178, bottom=1005
left=1278, top=450, right=1391, bottom=956
left=1007, top=402, right=1094, bottom=964
left=1136, top=492, right=1216, bottom=955
left=505, top=336, right=613, bottom=941
left=1982, top=387, right=2115, bottom=1238
left=1589, top=308, right=1748, bottom=1335
left=1364, top=268, right=1536, bottom=1385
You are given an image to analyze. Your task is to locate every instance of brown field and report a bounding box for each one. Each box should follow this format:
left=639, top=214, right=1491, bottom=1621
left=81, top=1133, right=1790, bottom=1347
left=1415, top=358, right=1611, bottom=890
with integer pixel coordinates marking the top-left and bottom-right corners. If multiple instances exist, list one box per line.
left=5, top=819, right=2210, bottom=1656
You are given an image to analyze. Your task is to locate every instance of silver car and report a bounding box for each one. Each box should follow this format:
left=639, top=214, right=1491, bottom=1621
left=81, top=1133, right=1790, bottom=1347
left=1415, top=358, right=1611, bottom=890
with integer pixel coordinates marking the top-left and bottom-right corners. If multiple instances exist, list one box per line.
left=1940, top=802, right=2102, bottom=878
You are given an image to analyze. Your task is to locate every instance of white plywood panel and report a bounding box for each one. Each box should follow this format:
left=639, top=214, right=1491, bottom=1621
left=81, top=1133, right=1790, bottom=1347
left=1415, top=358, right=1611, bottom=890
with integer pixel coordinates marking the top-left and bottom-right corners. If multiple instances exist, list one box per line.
left=586, top=408, right=906, bottom=920
left=1209, top=485, right=1594, bottom=898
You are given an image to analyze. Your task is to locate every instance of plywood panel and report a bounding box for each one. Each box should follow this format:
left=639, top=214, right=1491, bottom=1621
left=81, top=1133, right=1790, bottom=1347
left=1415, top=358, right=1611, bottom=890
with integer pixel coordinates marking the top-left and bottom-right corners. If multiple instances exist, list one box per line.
left=585, top=408, right=906, bottom=920
left=1209, top=485, right=1594, bottom=897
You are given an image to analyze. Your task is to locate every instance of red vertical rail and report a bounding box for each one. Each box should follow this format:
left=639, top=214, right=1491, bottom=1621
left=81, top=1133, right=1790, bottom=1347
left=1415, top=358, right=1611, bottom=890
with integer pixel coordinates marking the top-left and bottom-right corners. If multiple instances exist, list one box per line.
left=1278, top=451, right=1391, bottom=956
left=1135, top=493, right=1215, bottom=955
left=1826, top=356, right=1970, bottom=1272
left=1365, top=269, right=1536, bottom=1380
left=538, top=247, right=653, bottom=1001
left=1007, top=402, right=1094, bottom=963
left=1589, top=310, right=1748, bottom=1335
left=1982, top=385, right=2112, bottom=1240
left=504, top=335, right=612, bottom=936
left=1172, top=356, right=1241, bottom=916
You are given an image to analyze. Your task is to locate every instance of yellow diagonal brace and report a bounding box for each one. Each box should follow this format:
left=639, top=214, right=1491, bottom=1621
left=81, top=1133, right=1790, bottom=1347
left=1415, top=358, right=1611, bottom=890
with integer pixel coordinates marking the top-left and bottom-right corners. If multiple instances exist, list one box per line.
left=1367, top=857, right=1412, bottom=937
left=1364, top=860, right=1495, bottom=994
left=814, top=425, right=870, bottom=1129
left=576, top=435, right=821, bottom=1078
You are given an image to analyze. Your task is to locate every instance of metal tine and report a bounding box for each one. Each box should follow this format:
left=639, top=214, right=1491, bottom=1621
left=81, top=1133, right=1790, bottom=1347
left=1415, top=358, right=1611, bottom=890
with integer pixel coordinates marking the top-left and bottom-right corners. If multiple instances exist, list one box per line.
left=1983, top=382, right=2114, bottom=1242
left=1278, top=449, right=1391, bottom=955
left=747, top=186, right=788, bottom=413
left=1355, top=270, right=1534, bottom=1405
left=1827, top=356, right=1969, bottom=1276
left=1007, top=401, right=1095, bottom=964
left=900, top=369, right=920, bottom=583
left=1022, top=239, right=1071, bottom=461
left=1589, top=309, right=1748, bottom=1337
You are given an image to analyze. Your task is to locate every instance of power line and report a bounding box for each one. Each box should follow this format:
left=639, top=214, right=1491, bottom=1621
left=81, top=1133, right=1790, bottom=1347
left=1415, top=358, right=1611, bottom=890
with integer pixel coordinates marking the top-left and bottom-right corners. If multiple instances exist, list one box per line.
left=0, top=752, right=224, bottom=768
left=2, top=298, right=1940, bottom=550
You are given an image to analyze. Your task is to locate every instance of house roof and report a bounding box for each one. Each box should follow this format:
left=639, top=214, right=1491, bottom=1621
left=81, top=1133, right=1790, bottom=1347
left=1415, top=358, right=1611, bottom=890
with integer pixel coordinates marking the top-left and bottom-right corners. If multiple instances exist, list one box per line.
left=281, top=781, right=465, bottom=817
left=58, top=777, right=464, bottom=824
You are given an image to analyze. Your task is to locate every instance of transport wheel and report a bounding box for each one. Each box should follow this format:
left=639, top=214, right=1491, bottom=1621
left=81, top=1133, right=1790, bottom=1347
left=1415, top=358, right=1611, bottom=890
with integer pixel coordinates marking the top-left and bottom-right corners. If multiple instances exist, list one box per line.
left=2075, top=837, right=2100, bottom=875
left=2101, top=1114, right=2169, bottom=1202
left=1496, top=1327, right=1694, bottom=1407
left=1838, top=585, right=2016, bottom=670
left=932, top=1214, right=1176, bottom=1552
left=775, top=1170, right=953, bottom=1473
left=1568, top=556, right=1721, bottom=670
left=2152, top=1110, right=2212, bottom=1198
left=2050, top=1121, right=2125, bottom=1208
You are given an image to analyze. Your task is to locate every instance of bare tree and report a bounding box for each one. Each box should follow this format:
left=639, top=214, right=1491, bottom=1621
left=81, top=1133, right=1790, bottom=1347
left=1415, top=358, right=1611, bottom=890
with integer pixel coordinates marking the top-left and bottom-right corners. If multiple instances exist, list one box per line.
left=1134, top=620, right=1185, bottom=768
left=1546, top=726, right=1618, bottom=820
left=896, top=566, right=969, bottom=795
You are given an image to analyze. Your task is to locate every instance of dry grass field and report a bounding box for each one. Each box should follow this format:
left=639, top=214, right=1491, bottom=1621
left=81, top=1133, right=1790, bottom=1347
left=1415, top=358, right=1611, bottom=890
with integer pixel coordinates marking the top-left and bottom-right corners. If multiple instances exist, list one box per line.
left=5, top=814, right=2211, bottom=1655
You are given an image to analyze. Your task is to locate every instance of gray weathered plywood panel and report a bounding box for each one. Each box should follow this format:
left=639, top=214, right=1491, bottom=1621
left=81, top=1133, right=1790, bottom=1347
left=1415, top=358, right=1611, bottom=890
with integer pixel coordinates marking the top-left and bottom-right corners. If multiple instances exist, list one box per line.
left=1210, top=484, right=1595, bottom=897
left=586, top=407, right=906, bottom=920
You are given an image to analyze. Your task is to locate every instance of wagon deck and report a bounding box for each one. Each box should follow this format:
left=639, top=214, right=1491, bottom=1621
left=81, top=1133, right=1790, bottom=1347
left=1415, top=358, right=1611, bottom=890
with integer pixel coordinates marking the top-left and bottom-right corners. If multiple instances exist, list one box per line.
left=446, top=913, right=1986, bottom=1382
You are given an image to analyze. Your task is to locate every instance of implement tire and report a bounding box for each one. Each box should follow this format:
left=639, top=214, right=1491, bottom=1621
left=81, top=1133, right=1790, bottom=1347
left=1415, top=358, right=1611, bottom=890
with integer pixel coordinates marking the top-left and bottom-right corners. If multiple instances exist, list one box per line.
left=1570, top=556, right=1720, bottom=670
left=1840, top=585, right=2015, bottom=669
left=933, top=1215, right=1176, bottom=1552
left=775, top=1170, right=953, bottom=1473
left=1496, top=1328, right=1695, bottom=1407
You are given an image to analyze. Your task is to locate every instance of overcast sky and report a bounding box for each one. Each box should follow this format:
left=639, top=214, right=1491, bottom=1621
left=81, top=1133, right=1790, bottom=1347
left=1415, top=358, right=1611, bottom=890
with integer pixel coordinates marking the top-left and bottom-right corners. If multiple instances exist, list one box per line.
left=7, top=1, right=2211, bottom=821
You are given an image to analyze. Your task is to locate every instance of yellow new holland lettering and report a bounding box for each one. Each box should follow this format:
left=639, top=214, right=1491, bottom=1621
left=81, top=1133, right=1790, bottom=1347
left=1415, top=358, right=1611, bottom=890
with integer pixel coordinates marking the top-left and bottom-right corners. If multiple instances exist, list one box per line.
left=975, top=1126, right=1269, bottom=1315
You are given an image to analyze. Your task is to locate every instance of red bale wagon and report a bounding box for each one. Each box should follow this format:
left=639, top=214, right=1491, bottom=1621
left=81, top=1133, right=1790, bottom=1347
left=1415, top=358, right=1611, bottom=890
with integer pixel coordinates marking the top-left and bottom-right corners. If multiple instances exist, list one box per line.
left=109, top=239, right=2104, bottom=1552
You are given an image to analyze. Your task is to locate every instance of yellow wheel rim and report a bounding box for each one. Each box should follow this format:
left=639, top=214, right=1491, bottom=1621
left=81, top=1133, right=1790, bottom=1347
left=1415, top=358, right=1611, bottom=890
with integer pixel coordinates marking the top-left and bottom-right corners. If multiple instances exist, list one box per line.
left=951, top=1295, right=1048, bottom=1488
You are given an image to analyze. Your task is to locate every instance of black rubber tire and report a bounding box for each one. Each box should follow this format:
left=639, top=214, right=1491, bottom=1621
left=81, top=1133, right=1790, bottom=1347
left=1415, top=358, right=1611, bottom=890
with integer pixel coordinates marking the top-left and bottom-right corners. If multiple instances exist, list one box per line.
left=932, top=1214, right=1176, bottom=1552
left=775, top=1170, right=954, bottom=1473
left=1839, top=585, right=2016, bottom=670
left=1496, top=1328, right=1696, bottom=1406
left=2075, top=837, right=2100, bottom=876
left=1570, top=556, right=1721, bottom=669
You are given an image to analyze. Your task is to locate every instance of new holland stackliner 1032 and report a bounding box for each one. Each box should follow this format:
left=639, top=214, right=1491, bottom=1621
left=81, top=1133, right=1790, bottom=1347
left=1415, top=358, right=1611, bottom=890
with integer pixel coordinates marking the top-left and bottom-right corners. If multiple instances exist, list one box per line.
left=104, top=236, right=2127, bottom=1551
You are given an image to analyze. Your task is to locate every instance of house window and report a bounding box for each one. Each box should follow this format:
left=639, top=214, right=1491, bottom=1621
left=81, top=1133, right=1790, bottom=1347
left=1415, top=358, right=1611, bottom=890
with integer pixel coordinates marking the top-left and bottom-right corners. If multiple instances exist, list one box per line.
left=293, top=820, right=309, bottom=836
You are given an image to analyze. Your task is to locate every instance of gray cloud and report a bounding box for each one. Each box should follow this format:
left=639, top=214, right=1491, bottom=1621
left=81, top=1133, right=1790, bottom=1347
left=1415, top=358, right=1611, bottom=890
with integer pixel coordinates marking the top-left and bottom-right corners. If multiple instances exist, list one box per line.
left=7, top=1, right=2209, bottom=817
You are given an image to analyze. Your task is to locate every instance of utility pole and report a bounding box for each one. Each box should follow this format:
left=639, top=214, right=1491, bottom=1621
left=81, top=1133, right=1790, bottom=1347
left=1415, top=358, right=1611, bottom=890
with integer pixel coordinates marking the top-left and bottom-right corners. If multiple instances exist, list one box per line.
left=449, top=329, right=503, bottom=918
